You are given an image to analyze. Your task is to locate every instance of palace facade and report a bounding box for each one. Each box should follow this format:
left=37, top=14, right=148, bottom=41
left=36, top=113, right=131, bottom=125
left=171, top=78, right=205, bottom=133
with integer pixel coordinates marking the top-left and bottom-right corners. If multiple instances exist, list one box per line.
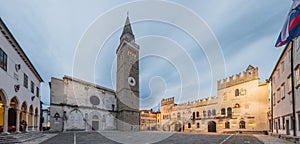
left=160, top=65, right=269, bottom=133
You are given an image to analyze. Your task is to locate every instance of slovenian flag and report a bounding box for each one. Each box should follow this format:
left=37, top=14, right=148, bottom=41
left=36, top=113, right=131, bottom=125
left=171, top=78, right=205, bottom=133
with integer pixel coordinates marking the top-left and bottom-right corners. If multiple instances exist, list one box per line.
left=275, top=0, right=300, bottom=47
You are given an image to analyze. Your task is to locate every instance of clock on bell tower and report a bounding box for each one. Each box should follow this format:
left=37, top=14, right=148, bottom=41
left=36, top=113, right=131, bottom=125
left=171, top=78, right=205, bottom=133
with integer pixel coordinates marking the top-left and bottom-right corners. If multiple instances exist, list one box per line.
left=116, top=15, right=140, bottom=131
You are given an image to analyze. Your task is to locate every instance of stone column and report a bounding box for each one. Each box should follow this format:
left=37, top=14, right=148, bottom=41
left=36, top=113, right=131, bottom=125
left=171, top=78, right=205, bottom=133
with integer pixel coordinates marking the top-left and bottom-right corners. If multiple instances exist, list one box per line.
left=16, top=109, right=20, bottom=133
left=31, top=113, right=35, bottom=131
left=37, top=114, right=40, bottom=131
left=3, top=106, right=9, bottom=134
left=25, top=111, right=28, bottom=132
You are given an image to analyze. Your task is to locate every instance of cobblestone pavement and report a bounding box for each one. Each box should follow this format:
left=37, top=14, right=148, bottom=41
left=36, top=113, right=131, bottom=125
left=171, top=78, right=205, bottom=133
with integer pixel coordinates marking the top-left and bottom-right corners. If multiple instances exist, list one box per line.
left=38, top=131, right=278, bottom=144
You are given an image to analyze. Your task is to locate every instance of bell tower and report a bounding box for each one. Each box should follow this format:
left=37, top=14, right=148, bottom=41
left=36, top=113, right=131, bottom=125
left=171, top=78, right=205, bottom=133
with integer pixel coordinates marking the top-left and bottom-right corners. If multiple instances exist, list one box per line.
left=116, top=16, right=140, bottom=131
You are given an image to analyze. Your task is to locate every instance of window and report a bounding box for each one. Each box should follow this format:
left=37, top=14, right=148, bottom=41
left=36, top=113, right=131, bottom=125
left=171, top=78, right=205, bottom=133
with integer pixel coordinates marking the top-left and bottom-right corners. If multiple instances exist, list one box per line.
left=277, top=88, right=281, bottom=103
left=31, top=81, right=34, bottom=93
left=281, top=61, right=284, bottom=73
left=298, top=114, right=300, bottom=130
left=196, top=111, right=199, bottom=117
left=208, top=110, right=211, bottom=116
left=235, top=89, right=239, bottom=96
left=197, top=123, right=200, bottom=128
left=225, top=121, right=230, bottom=129
left=0, top=48, right=7, bottom=71
left=177, top=112, right=180, bottom=118
left=203, top=111, right=206, bottom=117
left=227, top=107, right=232, bottom=118
left=36, top=87, right=39, bottom=97
left=278, top=119, right=281, bottom=129
left=188, top=123, right=191, bottom=128
left=192, top=112, right=195, bottom=119
left=273, top=93, right=276, bottom=106
left=221, top=108, right=226, bottom=115
left=296, top=66, right=300, bottom=86
left=281, top=84, right=285, bottom=99
left=23, top=74, right=28, bottom=88
left=291, top=116, right=294, bottom=130
left=288, top=76, right=292, bottom=93
left=239, top=121, right=246, bottom=129
left=212, top=109, right=216, bottom=116
left=283, top=117, right=285, bottom=130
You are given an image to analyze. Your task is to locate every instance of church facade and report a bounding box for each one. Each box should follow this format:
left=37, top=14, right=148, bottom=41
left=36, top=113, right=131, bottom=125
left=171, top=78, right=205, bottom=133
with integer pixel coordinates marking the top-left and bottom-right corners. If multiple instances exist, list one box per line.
left=49, top=16, right=140, bottom=131
left=160, top=65, right=270, bottom=133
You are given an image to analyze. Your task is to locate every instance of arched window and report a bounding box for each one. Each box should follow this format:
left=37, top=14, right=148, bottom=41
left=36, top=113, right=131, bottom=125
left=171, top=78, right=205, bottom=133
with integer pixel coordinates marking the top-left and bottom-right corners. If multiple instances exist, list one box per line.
left=221, top=108, right=226, bottom=115
left=239, top=121, right=246, bottom=129
left=203, top=111, right=207, bottom=117
left=196, top=111, right=199, bottom=117
left=92, top=115, right=99, bottom=119
left=225, top=121, right=230, bottom=129
left=188, top=123, right=191, bottom=128
left=192, top=112, right=195, bottom=119
left=208, top=110, right=211, bottom=116
left=212, top=109, right=216, bottom=116
left=227, top=107, right=232, bottom=118
left=197, top=123, right=200, bottom=128
left=235, top=89, right=240, bottom=96
left=177, top=112, right=181, bottom=118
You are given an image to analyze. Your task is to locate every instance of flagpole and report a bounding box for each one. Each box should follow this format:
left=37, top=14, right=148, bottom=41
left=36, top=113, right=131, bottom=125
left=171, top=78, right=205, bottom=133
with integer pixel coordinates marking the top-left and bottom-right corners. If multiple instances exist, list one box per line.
left=290, top=39, right=296, bottom=137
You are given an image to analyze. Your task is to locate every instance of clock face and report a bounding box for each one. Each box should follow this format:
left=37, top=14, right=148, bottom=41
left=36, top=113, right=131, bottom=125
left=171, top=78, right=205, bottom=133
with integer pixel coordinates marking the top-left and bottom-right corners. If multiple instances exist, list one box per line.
left=128, top=77, right=136, bottom=86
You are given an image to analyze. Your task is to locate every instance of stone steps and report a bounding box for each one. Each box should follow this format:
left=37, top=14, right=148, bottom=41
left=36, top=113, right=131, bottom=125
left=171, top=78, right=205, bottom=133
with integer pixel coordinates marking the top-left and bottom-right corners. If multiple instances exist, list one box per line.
left=0, top=131, right=44, bottom=143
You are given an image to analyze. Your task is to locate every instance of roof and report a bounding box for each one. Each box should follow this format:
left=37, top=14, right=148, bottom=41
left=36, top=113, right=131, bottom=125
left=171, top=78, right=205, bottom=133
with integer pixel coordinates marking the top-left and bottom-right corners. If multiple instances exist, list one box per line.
left=63, top=75, right=116, bottom=94
left=121, top=16, right=134, bottom=37
left=0, top=18, right=43, bottom=82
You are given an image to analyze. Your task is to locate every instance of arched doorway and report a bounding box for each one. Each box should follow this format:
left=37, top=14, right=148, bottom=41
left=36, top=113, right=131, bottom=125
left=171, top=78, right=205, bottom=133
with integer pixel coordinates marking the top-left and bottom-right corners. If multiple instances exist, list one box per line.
left=34, top=108, right=38, bottom=130
left=0, top=90, right=7, bottom=132
left=68, top=109, right=85, bottom=130
left=171, top=121, right=182, bottom=132
left=8, top=97, right=18, bottom=132
left=92, top=115, right=99, bottom=130
left=208, top=121, right=216, bottom=132
left=20, top=102, right=27, bottom=132
left=28, top=105, right=33, bottom=130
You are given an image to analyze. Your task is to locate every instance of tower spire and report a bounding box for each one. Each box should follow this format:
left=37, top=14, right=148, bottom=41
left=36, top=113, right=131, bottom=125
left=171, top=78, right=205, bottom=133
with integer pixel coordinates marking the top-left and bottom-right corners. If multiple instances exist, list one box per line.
left=120, top=15, right=135, bottom=42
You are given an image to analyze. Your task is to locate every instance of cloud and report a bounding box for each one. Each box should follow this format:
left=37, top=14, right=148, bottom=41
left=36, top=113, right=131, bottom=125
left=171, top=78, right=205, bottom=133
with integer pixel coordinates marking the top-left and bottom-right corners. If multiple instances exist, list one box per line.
left=0, top=0, right=292, bottom=109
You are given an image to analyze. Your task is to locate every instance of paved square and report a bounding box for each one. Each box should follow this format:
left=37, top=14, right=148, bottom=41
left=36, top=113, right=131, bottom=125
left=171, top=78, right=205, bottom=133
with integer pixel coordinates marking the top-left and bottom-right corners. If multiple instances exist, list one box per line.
left=40, top=131, right=265, bottom=144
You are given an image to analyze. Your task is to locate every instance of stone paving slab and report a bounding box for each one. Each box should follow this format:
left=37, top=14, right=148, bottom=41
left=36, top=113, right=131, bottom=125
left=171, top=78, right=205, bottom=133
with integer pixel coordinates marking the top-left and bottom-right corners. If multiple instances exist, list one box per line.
left=26, top=131, right=291, bottom=144
left=23, top=134, right=57, bottom=144
left=253, top=135, right=294, bottom=144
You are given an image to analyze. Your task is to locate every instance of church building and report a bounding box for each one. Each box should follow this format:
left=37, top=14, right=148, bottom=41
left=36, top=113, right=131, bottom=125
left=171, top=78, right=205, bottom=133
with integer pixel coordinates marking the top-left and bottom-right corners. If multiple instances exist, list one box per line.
left=49, top=16, right=140, bottom=131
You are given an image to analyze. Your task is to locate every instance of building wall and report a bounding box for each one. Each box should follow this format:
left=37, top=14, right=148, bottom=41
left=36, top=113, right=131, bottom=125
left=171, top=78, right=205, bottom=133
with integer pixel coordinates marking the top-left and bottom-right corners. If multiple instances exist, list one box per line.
left=140, top=110, right=160, bottom=131
left=271, top=37, right=300, bottom=136
left=0, top=18, right=42, bottom=132
left=50, top=76, right=117, bottom=131
left=159, top=66, right=269, bottom=133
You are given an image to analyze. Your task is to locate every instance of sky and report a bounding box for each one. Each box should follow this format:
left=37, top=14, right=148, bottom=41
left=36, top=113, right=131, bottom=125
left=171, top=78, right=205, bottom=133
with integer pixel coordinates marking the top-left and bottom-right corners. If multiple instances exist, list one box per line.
left=0, top=0, right=292, bottom=110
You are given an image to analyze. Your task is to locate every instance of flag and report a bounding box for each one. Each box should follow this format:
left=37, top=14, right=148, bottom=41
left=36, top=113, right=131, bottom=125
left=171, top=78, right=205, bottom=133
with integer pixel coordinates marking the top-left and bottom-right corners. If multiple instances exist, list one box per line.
left=275, top=0, right=300, bottom=47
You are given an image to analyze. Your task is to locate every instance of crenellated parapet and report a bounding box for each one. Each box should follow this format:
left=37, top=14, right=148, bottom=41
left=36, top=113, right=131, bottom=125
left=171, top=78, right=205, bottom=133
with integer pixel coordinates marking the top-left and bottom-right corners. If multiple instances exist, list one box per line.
left=217, top=65, right=259, bottom=90
left=161, top=97, right=175, bottom=106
